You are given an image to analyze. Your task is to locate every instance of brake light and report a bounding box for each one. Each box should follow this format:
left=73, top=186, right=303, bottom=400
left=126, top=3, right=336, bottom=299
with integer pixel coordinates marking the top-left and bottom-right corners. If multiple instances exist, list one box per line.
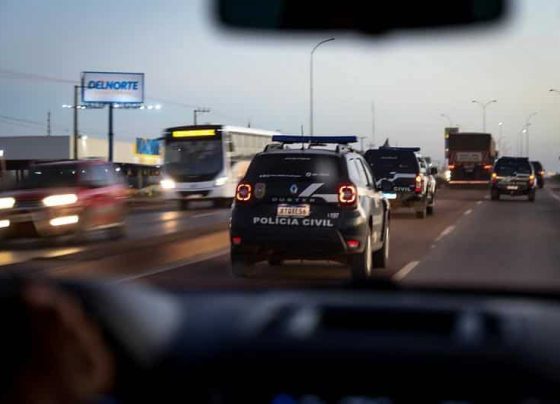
left=346, top=239, right=360, bottom=249
left=448, top=164, right=455, bottom=170
left=415, top=175, right=423, bottom=193
left=235, top=183, right=252, bottom=202
left=231, top=236, right=242, bottom=245
left=484, top=164, right=492, bottom=170
left=491, top=172, right=497, bottom=183
left=540, top=170, right=545, bottom=176
left=338, top=183, right=357, bottom=206
left=529, top=175, right=535, bottom=186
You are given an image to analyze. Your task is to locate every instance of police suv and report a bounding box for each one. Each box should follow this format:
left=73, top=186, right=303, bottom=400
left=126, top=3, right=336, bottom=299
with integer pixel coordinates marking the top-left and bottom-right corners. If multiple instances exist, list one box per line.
left=365, top=147, right=436, bottom=219
left=230, top=136, right=390, bottom=280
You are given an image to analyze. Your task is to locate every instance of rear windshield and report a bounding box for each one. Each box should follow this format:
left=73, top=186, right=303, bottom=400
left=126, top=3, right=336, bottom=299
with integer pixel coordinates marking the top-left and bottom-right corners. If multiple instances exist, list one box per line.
left=22, top=165, right=79, bottom=189
left=531, top=161, right=543, bottom=171
left=365, top=150, right=419, bottom=178
left=245, top=154, right=341, bottom=183
left=495, top=159, right=532, bottom=176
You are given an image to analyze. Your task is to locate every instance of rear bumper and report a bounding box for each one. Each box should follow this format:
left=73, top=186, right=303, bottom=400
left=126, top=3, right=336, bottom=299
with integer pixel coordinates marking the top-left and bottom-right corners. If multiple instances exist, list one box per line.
left=391, top=192, right=425, bottom=208
left=492, top=183, right=533, bottom=196
left=230, top=208, right=369, bottom=259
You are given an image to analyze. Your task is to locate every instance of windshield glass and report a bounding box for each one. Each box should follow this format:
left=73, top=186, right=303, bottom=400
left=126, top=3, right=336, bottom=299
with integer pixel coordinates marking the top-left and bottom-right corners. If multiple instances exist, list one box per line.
left=246, top=154, right=341, bottom=183
left=495, top=160, right=532, bottom=176
left=21, top=166, right=79, bottom=189
left=164, top=140, right=223, bottom=178
left=365, top=150, right=419, bottom=178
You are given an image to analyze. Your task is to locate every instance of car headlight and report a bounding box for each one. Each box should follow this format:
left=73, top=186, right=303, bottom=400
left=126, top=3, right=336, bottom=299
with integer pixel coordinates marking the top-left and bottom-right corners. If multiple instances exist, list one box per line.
left=0, top=197, right=15, bottom=209
left=42, top=194, right=78, bottom=207
left=160, top=178, right=176, bottom=189
left=214, top=176, right=228, bottom=186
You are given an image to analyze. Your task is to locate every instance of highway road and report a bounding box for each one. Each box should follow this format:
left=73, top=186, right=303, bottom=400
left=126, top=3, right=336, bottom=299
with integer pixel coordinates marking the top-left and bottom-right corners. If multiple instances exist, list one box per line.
left=2, top=184, right=559, bottom=291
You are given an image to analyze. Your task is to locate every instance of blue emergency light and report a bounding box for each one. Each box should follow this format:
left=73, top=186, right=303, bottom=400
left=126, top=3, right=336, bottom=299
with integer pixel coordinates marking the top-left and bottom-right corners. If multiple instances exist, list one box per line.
left=271, top=135, right=358, bottom=144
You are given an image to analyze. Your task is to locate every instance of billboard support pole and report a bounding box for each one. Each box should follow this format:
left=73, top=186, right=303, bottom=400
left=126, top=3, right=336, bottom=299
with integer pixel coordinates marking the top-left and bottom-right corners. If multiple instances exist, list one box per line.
left=108, top=103, right=114, bottom=162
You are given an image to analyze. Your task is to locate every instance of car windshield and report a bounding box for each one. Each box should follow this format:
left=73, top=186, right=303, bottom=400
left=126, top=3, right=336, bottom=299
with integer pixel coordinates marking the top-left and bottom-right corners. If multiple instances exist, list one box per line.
left=365, top=150, right=419, bottom=178
left=245, top=154, right=341, bottom=183
left=21, top=166, right=79, bottom=189
left=495, top=160, right=532, bottom=176
left=0, top=1, right=560, bottom=319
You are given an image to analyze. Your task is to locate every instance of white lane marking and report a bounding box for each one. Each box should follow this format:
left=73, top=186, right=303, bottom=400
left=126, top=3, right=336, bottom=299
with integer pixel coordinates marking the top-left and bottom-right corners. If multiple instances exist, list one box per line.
left=392, top=261, right=420, bottom=281
left=116, top=248, right=229, bottom=282
left=548, top=188, right=560, bottom=203
left=192, top=212, right=221, bottom=218
left=464, top=209, right=472, bottom=216
left=435, top=225, right=455, bottom=242
left=299, top=183, right=324, bottom=197
left=476, top=200, right=483, bottom=205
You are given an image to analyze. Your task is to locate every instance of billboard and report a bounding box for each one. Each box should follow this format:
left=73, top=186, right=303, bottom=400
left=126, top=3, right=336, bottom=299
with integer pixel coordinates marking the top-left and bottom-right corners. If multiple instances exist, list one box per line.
left=82, top=71, right=144, bottom=104
left=135, top=138, right=160, bottom=156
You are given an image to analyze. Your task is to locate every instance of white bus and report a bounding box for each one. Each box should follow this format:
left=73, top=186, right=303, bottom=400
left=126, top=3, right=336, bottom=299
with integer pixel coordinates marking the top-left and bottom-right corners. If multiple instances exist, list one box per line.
left=160, top=125, right=279, bottom=209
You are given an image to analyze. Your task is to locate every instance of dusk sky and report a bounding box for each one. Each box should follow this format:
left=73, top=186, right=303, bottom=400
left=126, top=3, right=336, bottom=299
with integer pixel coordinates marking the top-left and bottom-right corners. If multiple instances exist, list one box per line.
left=1, top=0, right=560, bottom=170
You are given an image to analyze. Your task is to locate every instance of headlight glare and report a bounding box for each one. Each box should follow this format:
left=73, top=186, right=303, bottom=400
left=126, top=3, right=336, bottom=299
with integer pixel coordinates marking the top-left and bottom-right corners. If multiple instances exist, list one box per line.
left=42, top=194, right=78, bottom=207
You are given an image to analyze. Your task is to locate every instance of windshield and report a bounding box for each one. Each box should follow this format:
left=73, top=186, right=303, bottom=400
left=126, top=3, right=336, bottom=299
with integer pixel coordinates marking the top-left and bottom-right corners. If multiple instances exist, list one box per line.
left=246, top=154, right=341, bottom=183
left=22, top=166, right=79, bottom=189
left=3, top=0, right=560, bottom=376
left=164, top=140, right=223, bottom=178
left=495, top=160, right=532, bottom=176
left=365, top=150, right=419, bottom=178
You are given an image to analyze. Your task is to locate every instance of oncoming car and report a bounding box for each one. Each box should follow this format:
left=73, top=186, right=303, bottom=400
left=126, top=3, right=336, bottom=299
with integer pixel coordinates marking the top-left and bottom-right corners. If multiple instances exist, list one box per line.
left=230, top=135, right=390, bottom=280
left=0, top=160, right=128, bottom=240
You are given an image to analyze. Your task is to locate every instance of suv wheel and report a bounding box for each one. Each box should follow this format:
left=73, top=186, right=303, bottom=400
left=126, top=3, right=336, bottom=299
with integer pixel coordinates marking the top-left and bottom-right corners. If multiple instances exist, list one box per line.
left=179, top=200, right=189, bottom=210
left=427, top=195, right=435, bottom=216
left=415, top=203, right=427, bottom=219
left=528, top=190, right=536, bottom=202
left=231, top=252, right=255, bottom=278
left=373, top=224, right=389, bottom=268
left=491, top=189, right=500, bottom=201
left=350, top=231, right=373, bottom=281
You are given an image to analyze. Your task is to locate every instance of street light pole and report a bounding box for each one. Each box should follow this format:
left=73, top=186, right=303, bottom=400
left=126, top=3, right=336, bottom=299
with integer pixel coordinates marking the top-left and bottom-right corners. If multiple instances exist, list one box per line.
left=310, top=37, right=335, bottom=136
left=472, top=100, right=497, bottom=132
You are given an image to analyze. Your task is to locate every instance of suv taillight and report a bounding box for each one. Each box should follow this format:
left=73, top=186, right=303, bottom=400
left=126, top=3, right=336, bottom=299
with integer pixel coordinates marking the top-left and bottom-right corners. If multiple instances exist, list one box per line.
left=338, top=183, right=357, bottom=207
left=415, top=175, right=423, bottom=193
left=491, top=172, right=498, bottom=183
left=528, top=175, right=535, bottom=186
left=235, top=183, right=252, bottom=202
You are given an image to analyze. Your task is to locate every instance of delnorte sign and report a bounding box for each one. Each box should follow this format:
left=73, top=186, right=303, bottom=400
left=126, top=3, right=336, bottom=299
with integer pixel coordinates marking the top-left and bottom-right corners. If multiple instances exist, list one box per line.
left=82, top=71, right=144, bottom=104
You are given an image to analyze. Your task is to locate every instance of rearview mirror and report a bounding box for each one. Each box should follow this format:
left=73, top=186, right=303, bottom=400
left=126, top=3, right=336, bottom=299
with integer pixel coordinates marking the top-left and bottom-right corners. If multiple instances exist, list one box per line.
left=430, top=167, right=438, bottom=175
left=216, top=0, right=507, bottom=34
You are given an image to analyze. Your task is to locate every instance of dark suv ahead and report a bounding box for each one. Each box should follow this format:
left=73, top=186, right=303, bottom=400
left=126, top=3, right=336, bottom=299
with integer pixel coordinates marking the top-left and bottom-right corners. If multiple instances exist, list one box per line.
left=364, top=147, right=436, bottom=218
left=230, top=136, right=390, bottom=281
left=491, top=157, right=536, bottom=202
left=531, top=161, right=545, bottom=188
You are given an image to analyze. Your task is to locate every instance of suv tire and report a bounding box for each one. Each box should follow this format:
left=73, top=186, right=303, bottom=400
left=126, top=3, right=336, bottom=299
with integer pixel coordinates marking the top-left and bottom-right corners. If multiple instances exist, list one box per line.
left=416, top=204, right=427, bottom=219
left=528, top=190, right=536, bottom=202
left=372, top=224, right=389, bottom=268
left=231, top=252, right=255, bottom=278
left=350, top=231, right=373, bottom=281
left=491, top=189, right=500, bottom=201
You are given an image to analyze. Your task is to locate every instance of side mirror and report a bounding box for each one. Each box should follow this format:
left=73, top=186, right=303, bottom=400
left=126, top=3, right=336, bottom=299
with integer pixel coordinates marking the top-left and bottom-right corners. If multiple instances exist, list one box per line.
left=430, top=167, right=438, bottom=175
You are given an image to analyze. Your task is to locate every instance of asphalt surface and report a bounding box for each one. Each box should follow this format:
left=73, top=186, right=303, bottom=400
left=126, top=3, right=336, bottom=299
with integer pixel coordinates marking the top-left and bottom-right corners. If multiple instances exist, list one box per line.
left=2, top=185, right=559, bottom=292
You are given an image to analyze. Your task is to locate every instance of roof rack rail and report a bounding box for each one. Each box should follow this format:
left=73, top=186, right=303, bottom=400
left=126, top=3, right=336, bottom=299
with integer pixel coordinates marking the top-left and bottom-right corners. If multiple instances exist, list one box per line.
left=378, top=146, right=421, bottom=152
left=271, top=135, right=358, bottom=144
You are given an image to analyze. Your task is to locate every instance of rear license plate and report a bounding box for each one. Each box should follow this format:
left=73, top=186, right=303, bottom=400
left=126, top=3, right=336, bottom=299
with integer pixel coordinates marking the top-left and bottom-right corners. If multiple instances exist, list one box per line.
left=277, top=204, right=310, bottom=217
left=507, top=185, right=518, bottom=190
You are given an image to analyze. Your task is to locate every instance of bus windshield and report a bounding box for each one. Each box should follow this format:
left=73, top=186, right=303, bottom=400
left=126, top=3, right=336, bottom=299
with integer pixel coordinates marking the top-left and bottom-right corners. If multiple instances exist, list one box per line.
left=164, top=140, right=223, bottom=180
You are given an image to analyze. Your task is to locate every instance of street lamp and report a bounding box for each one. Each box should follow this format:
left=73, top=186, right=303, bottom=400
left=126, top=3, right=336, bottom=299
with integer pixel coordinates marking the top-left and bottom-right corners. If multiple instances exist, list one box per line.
left=310, top=37, right=335, bottom=135
left=471, top=99, right=497, bottom=132
left=193, top=107, right=210, bottom=125
left=524, top=112, right=537, bottom=157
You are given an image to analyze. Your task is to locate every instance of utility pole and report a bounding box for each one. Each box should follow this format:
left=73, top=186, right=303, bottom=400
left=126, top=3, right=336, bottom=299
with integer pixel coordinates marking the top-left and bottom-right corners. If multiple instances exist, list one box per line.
left=73, top=85, right=79, bottom=159
left=47, top=111, right=51, bottom=136
left=193, top=107, right=210, bottom=125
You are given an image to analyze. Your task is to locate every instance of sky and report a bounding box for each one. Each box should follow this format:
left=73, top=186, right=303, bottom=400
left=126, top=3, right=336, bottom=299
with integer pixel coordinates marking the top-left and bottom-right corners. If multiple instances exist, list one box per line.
left=1, top=0, right=560, bottom=170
